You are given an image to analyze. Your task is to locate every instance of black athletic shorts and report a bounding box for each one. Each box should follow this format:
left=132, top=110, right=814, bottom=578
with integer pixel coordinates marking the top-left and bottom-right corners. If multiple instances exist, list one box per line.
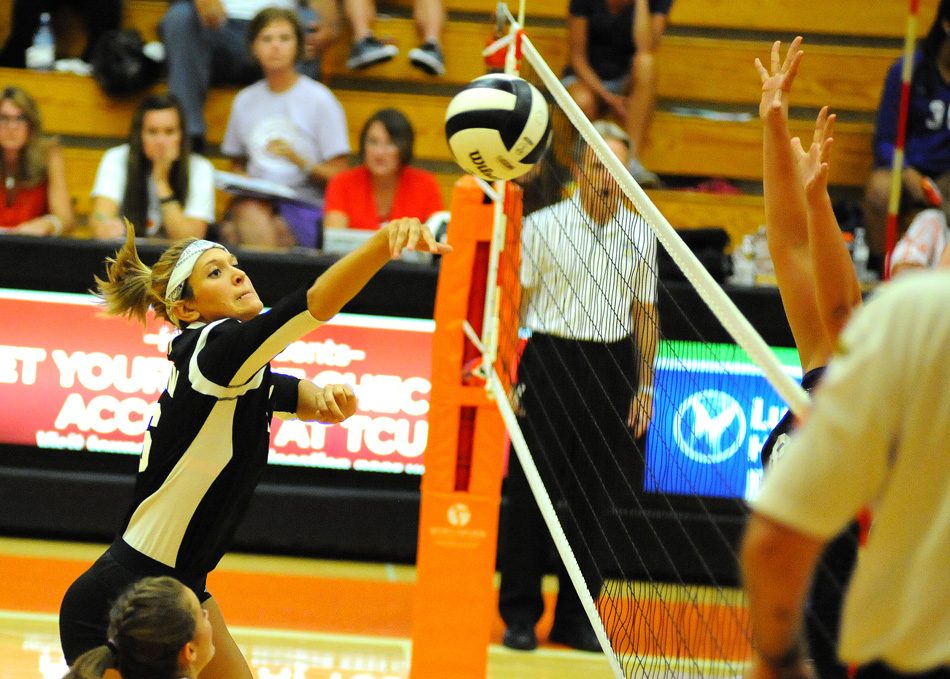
left=59, top=549, right=211, bottom=666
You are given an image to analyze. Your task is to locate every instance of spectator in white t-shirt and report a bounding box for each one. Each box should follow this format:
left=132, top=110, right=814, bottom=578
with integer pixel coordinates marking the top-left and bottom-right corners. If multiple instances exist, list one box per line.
left=221, top=7, right=350, bottom=247
left=91, top=93, right=215, bottom=240
left=160, top=0, right=340, bottom=152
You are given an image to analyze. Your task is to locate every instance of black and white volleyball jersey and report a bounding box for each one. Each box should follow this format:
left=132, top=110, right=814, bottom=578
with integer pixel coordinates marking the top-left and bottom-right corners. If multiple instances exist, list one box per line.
left=111, top=286, right=321, bottom=583
left=759, top=366, right=826, bottom=469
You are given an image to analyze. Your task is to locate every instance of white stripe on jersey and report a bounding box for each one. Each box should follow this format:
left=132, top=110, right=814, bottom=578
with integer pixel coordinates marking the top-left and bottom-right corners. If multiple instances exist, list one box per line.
left=231, top=311, right=323, bottom=386
left=188, top=321, right=265, bottom=398
left=123, top=398, right=238, bottom=567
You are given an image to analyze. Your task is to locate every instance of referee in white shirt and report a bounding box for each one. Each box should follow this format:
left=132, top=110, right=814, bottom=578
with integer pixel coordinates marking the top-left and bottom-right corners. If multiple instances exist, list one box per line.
left=499, top=121, right=659, bottom=652
left=741, top=271, right=950, bottom=679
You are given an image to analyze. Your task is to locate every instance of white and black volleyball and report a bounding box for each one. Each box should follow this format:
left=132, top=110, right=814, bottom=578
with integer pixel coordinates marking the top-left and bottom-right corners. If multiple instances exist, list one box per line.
left=444, top=74, right=552, bottom=181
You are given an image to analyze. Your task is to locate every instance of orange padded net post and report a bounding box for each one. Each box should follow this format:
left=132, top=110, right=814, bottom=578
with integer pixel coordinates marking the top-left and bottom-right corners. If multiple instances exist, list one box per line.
left=409, top=176, right=523, bottom=679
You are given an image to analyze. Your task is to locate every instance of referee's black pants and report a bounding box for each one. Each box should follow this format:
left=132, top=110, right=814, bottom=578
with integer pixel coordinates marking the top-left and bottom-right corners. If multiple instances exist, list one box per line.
left=498, top=332, right=638, bottom=634
left=855, top=664, right=950, bottom=679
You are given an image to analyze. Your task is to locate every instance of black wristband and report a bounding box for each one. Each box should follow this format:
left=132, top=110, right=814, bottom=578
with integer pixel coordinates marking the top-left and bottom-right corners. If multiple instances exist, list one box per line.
left=159, top=195, right=178, bottom=205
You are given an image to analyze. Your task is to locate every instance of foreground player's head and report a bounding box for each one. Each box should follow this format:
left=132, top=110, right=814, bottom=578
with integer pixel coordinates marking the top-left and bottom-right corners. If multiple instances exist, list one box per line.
left=167, top=240, right=263, bottom=326
left=95, top=222, right=262, bottom=329
left=64, top=576, right=215, bottom=679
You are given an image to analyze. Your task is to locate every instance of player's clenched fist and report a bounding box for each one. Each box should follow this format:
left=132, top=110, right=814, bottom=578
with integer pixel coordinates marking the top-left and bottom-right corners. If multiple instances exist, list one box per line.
left=314, top=384, right=358, bottom=423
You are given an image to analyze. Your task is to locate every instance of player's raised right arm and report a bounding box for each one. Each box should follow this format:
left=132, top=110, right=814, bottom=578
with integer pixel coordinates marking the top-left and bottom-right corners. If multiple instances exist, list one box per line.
left=305, top=217, right=452, bottom=322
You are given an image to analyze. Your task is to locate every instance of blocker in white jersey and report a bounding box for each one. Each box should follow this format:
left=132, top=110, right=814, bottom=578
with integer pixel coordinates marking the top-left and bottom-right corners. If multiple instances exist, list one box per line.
left=745, top=271, right=950, bottom=679
left=59, top=219, right=451, bottom=677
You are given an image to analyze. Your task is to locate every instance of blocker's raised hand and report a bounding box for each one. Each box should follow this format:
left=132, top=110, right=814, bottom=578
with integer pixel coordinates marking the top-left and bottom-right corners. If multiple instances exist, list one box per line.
left=756, top=36, right=804, bottom=122
left=793, top=106, right=836, bottom=200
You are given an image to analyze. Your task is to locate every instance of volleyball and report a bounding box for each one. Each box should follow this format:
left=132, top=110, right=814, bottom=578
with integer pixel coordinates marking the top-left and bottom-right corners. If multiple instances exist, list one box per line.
left=444, top=74, right=552, bottom=181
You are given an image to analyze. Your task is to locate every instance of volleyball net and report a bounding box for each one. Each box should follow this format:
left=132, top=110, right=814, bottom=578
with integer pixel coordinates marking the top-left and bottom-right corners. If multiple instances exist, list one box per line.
left=468, top=14, right=842, bottom=679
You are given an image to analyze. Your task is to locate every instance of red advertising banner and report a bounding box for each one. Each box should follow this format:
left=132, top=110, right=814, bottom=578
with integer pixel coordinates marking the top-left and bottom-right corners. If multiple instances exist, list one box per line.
left=0, top=289, right=433, bottom=474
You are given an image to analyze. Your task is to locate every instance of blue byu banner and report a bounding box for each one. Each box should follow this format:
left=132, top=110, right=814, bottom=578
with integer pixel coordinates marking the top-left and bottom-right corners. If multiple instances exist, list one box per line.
left=644, top=342, right=802, bottom=501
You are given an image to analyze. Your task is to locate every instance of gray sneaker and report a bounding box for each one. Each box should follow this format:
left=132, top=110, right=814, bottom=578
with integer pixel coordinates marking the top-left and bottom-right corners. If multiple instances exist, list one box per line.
left=627, top=157, right=663, bottom=188
left=346, top=35, right=399, bottom=70
left=408, top=41, right=445, bottom=76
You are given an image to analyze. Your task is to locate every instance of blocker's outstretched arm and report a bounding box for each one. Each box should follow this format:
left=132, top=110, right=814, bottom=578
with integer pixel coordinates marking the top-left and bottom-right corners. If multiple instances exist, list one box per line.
left=757, top=37, right=860, bottom=372
left=795, top=108, right=862, bottom=341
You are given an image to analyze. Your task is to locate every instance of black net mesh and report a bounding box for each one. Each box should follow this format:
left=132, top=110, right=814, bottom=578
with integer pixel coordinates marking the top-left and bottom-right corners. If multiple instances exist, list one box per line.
left=488, top=48, right=857, bottom=679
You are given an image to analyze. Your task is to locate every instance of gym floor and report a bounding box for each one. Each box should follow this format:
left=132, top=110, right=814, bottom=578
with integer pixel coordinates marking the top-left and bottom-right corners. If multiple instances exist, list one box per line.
left=0, top=537, right=746, bottom=679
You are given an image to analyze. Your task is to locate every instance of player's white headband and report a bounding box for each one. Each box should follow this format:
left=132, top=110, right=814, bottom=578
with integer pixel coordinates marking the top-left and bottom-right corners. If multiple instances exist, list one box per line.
left=166, top=240, right=229, bottom=306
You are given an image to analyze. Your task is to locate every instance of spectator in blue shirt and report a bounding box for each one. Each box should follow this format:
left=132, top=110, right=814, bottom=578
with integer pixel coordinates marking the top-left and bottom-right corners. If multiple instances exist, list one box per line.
left=865, top=0, right=950, bottom=260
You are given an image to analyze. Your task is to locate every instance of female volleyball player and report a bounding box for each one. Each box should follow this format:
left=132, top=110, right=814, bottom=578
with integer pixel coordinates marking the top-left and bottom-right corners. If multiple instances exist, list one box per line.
left=59, top=217, right=451, bottom=679
left=754, top=37, right=863, bottom=679
left=64, top=576, right=213, bottom=679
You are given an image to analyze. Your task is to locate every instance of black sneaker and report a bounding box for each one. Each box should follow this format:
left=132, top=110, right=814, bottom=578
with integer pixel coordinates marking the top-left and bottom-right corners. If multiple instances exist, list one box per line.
left=548, top=623, right=603, bottom=653
left=502, top=624, right=538, bottom=651
left=346, top=35, right=398, bottom=70
left=408, top=41, right=445, bottom=76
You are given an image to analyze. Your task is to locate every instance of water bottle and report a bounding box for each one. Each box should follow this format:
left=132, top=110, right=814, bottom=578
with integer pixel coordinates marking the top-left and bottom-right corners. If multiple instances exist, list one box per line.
left=852, top=227, right=870, bottom=283
left=25, top=13, right=55, bottom=72
left=753, top=225, right=775, bottom=283
left=731, top=234, right=757, bottom=286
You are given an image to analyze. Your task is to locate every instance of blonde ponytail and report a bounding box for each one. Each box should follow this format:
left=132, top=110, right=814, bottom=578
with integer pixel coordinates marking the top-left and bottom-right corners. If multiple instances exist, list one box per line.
left=93, top=221, right=201, bottom=327
left=62, top=646, right=116, bottom=679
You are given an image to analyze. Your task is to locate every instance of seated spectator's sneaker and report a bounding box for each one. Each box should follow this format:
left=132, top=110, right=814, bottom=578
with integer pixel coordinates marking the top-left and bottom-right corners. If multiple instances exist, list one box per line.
left=627, top=157, right=664, bottom=189
left=346, top=36, right=398, bottom=70
left=408, top=41, right=446, bottom=76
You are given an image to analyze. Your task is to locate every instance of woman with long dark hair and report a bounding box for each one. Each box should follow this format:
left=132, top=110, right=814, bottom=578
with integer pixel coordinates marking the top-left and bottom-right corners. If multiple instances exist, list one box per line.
left=91, top=93, right=214, bottom=240
left=0, top=86, right=74, bottom=235
left=864, top=0, right=950, bottom=261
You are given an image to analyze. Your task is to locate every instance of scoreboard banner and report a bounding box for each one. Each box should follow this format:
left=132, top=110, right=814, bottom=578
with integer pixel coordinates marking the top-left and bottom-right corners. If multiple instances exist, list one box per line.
left=0, top=289, right=434, bottom=475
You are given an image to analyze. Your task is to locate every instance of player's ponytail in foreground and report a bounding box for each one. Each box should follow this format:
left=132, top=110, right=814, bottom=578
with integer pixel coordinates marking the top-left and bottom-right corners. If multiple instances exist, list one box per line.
left=62, top=576, right=196, bottom=679
left=94, top=220, right=200, bottom=327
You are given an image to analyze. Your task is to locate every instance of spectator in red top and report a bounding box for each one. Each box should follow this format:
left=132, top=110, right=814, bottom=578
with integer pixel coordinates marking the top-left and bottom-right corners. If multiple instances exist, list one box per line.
left=0, top=86, right=73, bottom=236
left=323, top=108, right=444, bottom=231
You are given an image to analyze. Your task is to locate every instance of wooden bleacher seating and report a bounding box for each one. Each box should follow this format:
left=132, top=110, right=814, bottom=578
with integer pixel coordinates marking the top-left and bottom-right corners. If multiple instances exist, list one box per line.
left=384, top=0, right=938, bottom=34
left=0, top=0, right=926, bottom=249
left=2, top=66, right=874, bottom=184
left=656, top=36, right=898, bottom=113
left=668, top=0, right=938, bottom=39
